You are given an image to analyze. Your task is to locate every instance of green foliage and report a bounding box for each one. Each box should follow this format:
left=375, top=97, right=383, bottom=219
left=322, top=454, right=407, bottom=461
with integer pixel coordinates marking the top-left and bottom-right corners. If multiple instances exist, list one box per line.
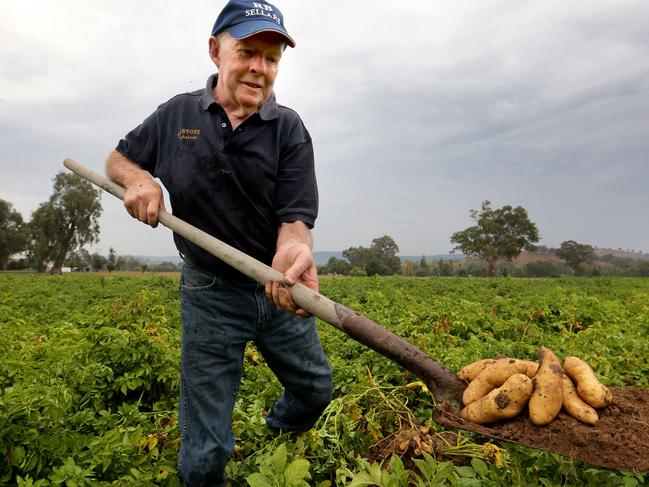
left=0, top=199, right=28, bottom=269
left=523, top=260, right=570, bottom=278
left=1, top=274, right=648, bottom=485
left=246, top=443, right=311, bottom=487
left=0, top=274, right=180, bottom=485
left=27, top=173, right=102, bottom=273
left=319, top=257, right=352, bottom=276
left=106, top=248, right=117, bottom=273
left=343, top=235, right=402, bottom=276
left=556, top=240, right=597, bottom=274
left=451, top=200, right=540, bottom=276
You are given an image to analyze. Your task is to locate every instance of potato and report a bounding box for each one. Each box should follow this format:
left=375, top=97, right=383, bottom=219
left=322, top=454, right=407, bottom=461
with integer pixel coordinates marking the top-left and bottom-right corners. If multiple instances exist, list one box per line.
left=458, top=357, right=539, bottom=382
left=460, top=374, right=533, bottom=424
left=462, top=359, right=540, bottom=405
left=528, top=347, right=563, bottom=425
left=563, top=356, right=613, bottom=408
left=561, top=373, right=598, bottom=424
left=457, top=358, right=499, bottom=381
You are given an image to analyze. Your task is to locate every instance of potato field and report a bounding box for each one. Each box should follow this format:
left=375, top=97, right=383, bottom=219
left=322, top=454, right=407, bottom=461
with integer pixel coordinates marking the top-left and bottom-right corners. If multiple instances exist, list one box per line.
left=1, top=274, right=648, bottom=486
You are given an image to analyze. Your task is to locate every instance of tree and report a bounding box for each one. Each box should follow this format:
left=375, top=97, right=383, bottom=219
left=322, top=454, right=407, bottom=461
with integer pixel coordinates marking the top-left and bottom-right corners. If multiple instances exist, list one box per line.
left=341, top=246, right=370, bottom=271
left=65, top=249, right=91, bottom=270
left=90, top=253, right=107, bottom=272
left=320, top=256, right=352, bottom=275
left=157, top=261, right=181, bottom=272
left=0, top=199, right=28, bottom=269
left=369, top=235, right=401, bottom=275
left=437, top=259, right=454, bottom=277
left=414, top=256, right=430, bottom=277
left=106, top=247, right=117, bottom=272
left=342, top=235, right=401, bottom=276
left=556, top=240, right=596, bottom=274
left=28, top=172, right=102, bottom=274
left=450, top=200, right=539, bottom=277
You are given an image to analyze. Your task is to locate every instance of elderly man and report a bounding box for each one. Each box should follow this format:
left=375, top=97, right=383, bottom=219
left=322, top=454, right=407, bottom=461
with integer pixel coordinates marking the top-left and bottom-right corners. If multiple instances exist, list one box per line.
left=105, top=1, right=333, bottom=485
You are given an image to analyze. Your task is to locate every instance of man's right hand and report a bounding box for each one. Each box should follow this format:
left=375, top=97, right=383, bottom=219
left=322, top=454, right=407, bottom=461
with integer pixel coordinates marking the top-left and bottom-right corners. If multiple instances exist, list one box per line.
left=105, top=150, right=166, bottom=228
left=123, top=176, right=164, bottom=227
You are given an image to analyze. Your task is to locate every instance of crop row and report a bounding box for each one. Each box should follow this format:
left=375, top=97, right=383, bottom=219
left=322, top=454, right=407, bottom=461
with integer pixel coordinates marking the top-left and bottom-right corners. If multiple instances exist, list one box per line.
left=1, top=274, right=647, bottom=485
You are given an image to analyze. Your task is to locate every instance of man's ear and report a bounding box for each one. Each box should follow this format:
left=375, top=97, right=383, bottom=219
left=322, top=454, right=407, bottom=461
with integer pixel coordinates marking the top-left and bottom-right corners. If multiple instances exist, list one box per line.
left=208, top=36, right=220, bottom=67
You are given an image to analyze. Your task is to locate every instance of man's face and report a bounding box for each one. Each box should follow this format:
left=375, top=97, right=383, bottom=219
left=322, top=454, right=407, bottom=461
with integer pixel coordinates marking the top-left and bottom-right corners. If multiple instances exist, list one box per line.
left=211, top=31, right=284, bottom=112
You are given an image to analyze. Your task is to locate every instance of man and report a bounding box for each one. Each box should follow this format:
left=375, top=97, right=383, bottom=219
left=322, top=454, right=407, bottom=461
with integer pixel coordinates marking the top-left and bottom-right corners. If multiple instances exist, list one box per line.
left=105, top=1, right=333, bottom=485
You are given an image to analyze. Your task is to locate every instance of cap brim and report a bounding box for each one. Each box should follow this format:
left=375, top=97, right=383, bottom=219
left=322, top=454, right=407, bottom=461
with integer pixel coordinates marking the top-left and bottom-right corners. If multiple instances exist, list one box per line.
left=228, top=21, right=295, bottom=48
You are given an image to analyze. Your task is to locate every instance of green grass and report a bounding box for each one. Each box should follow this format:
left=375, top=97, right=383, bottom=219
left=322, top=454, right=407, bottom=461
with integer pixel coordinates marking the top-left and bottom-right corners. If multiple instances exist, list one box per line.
left=1, top=274, right=648, bottom=486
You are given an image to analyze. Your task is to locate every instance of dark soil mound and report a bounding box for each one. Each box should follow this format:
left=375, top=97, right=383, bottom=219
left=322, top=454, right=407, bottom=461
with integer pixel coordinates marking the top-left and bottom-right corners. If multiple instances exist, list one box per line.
left=434, top=387, right=649, bottom=473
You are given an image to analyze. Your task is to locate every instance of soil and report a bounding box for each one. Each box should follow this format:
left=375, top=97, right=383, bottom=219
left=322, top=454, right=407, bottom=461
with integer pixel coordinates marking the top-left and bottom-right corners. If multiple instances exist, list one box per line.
left=433, top=387, right=649, bottom=473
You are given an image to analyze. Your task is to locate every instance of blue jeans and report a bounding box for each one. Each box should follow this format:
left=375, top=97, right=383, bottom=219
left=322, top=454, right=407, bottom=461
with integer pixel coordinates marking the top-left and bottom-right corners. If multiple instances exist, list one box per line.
left=177, top=263, right=333, bottom=487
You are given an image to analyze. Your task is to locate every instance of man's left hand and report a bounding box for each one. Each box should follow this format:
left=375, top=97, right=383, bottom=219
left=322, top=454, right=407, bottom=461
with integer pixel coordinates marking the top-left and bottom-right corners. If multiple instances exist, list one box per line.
left=265, top=242, right=318, bottom=318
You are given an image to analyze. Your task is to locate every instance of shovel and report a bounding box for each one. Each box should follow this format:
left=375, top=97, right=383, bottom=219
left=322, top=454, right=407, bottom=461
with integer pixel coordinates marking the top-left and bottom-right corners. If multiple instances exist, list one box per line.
left=64, top=158, right=648, bottom=473
left=63, top=158, right=466, bottom=410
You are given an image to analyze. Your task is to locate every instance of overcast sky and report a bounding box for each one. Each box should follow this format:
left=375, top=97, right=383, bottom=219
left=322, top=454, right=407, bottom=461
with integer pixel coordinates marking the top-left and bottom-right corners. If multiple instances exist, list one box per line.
left=1, top=0, right=648, bottom=258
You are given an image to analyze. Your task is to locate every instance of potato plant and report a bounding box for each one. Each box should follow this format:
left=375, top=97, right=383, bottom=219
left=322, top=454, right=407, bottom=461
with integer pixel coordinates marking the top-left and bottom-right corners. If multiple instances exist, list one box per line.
left=1, top=274, right=647, bottom=486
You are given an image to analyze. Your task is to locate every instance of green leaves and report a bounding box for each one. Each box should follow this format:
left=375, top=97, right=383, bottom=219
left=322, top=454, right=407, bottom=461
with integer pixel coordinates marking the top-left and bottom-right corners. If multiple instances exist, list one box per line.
left=1, top=274, right=647, bottom=485
left=0, top=274, right=181, bottom=485
left=246, top=444, right=311, bottom=487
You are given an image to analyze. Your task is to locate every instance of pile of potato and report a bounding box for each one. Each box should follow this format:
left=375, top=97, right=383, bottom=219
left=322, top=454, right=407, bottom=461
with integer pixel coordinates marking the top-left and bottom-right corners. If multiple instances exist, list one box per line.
left=457, top=348, right=613, bottom=425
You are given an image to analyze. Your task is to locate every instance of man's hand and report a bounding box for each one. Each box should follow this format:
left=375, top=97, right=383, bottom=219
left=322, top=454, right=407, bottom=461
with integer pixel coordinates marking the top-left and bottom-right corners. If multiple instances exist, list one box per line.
left=105, top=150, right=165, bottom=227
left=265, top=222, right=318, bottom=318
left=123, top=176, right=165, bottom=227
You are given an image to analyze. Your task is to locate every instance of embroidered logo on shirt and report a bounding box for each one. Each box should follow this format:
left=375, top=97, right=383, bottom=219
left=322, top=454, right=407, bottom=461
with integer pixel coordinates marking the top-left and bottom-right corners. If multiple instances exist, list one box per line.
left=177, top=128, right=200, bottom=140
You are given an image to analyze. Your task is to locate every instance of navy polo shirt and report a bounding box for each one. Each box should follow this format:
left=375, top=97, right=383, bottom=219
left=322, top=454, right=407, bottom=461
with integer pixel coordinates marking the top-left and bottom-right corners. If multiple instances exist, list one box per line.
left=116, top=74, right=318, bottom=278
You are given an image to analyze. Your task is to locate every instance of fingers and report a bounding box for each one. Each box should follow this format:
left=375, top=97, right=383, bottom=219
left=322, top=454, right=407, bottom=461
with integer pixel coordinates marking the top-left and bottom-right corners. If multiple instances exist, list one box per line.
left=282, top=249, right=310, bottom=286
left=282, top=252, right=319, bottom=292
left=125, top=199, right=159, bottom=227
left=264, top=279, right=311, bottom=318
left=146, top=199, right=160, bottom=227
left=123, top=180, right=163, bottom=227
left=265, top=280, right=295, bottom=313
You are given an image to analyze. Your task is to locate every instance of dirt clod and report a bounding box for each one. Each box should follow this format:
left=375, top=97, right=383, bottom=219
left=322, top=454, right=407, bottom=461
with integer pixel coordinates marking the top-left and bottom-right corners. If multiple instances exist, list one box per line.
left=494, top=392, right=510, bottom=409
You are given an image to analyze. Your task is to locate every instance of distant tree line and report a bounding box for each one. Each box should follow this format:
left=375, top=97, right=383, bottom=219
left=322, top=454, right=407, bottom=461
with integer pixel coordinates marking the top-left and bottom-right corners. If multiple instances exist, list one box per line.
left=318, top=243, right=649, bottom=278
left=318, top=201, right=649, bottom=278
left=3, top=185, right=648, bottom=278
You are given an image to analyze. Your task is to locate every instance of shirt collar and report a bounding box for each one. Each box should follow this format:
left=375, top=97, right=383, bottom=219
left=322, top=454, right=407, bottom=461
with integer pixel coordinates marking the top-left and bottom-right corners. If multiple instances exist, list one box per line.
left=199, top=74, right=278, bottom=121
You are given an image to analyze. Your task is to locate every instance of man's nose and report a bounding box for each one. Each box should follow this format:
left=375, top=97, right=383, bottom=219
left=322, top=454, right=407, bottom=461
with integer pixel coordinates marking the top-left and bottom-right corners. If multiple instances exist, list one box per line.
left=249, top=55, right=267, bottom=74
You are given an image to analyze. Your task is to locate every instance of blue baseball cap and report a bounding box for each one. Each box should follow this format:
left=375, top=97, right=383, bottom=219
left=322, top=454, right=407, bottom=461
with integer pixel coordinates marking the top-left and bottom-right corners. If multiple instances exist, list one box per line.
left=211, top=0, right=296, bottom=48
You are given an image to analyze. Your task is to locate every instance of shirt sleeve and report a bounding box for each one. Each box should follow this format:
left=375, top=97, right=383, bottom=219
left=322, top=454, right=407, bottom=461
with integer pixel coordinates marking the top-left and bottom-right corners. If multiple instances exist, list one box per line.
left=274, top=133, right=319, bottom=229
left=115, top=110, right=159, bottom=174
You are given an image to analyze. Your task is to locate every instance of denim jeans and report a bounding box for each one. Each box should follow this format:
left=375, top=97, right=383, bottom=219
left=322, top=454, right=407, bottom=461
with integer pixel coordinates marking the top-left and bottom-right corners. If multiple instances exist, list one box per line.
left=177, top=263, right=333, bottom=487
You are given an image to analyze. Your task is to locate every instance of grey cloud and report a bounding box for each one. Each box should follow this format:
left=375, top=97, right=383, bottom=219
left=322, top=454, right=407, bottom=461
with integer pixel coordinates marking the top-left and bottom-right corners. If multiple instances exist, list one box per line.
left=2, top=0, right=648, bottom=256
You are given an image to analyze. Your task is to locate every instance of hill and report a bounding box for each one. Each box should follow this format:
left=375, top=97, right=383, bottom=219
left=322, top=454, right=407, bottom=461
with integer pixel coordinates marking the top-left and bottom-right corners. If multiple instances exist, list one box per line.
left=593, top=247, right=649, bottom=261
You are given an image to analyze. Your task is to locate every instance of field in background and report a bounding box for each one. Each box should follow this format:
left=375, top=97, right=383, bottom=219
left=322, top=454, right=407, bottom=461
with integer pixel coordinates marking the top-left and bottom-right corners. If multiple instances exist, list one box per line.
left=1, top=274, right=648, bottom=486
